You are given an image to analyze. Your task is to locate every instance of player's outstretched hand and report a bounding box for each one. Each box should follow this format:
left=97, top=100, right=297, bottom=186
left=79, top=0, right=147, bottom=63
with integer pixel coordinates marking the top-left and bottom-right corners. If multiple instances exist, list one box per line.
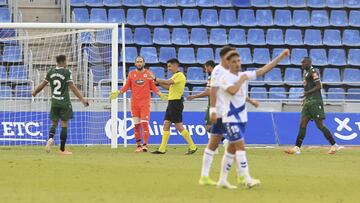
left=250, top=99, right=260, bottom=108
left=281, top=49, right=290, bottom=57
left=159, top=92, right=168, bottom=101
left=109, top=90, right=120, bottom=100
left=31, top=91, right=36, bottom=97
left=81, top=98, right=89, bottom=107
left=210, top=113, right=217, bottom=124
left=187, top=95, right=195, bottom=101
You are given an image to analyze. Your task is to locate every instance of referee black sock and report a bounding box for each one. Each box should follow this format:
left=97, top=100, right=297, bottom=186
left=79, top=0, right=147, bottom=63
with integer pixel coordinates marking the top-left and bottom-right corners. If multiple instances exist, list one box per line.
left=49, top=125, right=56, bottom=139
left=295, top=127, right=306, bottom=148
left=60, top=127, right=68, bottom=152
left=319, top=126, right=336, bottom=145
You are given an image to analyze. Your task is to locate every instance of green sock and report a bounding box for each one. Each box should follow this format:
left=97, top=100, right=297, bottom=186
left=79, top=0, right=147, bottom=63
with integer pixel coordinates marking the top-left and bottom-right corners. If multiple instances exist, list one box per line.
left=296, top=127, right=306, bottom=147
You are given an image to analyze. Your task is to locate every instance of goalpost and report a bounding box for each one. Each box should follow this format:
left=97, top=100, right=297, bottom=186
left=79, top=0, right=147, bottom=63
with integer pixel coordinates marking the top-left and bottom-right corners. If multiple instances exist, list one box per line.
left=0, top=23, right=127, bottom=148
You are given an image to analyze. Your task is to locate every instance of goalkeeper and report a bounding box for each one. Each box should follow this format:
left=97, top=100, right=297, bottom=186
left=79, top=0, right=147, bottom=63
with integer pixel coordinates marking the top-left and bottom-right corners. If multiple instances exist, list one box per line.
left=110, top=56, right=167, bottom=152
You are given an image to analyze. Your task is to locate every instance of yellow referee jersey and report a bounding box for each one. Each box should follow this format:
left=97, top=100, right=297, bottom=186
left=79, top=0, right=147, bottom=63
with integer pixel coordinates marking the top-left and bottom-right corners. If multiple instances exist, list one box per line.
left=168, top=71, right=186, bottom=100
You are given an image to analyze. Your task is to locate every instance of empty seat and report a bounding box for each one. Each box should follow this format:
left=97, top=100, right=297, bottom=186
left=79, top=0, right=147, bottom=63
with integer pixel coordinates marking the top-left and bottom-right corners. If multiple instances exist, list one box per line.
left=0, top=66, right=6, bottom=79
left=172, top=28, right=190, bottom=45
left=304, top=29, right=322, bottom=46
left=134, top=28, right=152, bottom=45
left=236, top=48, right=252, bottom=64
left=347, top=88, right=360, bottom=100
left=178, top=0, right=196, bottom=7
left=98, top=86, right=111, bottom=99
left=197, top=48, right=214, bottom=64
left=149, top=67, right=165, bottom=78
left=140, top=47, right=158, bottom=64
left=214, top=0, right=232, bottom=7
left=343, top=30, right=360, bottom=46
left=161, top=0, right=177, bottom=7
left=327, top=0, right=344, bottom=8
left=253, top=48, right=270, bottom=64
left=119, top=28, right=133, bottom=44
left=288, top=0, right=306, bottom=7
left=293, top=10, right=310, bottom=27
left=328, top=49, right=346, bottom=66
left=274, top=10, right=292, bottom=26
left=192, top=87, right=206, bottom=94
left=85, top=46, right=103, bottom=63
left=95, top=30, right=111, bottom=44
left=247, top=29, right=266, bottom=45
left=103, top=0, right=122, bottom=7
left=210, top=29, right=227, bottom=45
left=108, top=9, right=125, bottom=24
left=201, top=9, right=219, bottom=26
left=197, top=0, right=214, bottom=7
left=252, top=0, right=269, bottom=7
left=323, top=30, right=342, bottom=46
left=219, top=9, right=237, bottom=26
left=327, top=88, right=345, bottom=100
left=291, top=49, right=308, bottom=65
left=229, top=29, right=246, bottom=45
left=142, top=0, right=160, bottom=7
left=343, top=68, right=360, bottom=86
left=234, top=0, right=251, bottom=7
left=70, top=0, right=85, bottom=7
left=91, top=66, right=107, bottom=83
left=159, top=47, right=176, bottom=63
left=270, top=0, right=287, bottom=7
left=348, top=49, right=360, bottom=65
left=250, top=87, right=267, bottom=99
left=120, top=47, right=138, bottom=63
left=8, top=66, right=27, bottom=80
left=80, top=32, right=94, bottom=44
left=187, top=67, right=205, bottom=83
left=238, top=9, right=256, bottom=26
left=266, top=29, right=284, bottom=45
left=345, top=0, right=360, bottom=8
left=2, top=46, right=22, bottom=62
left=15, top=85, right=32, bottom=98
left=310, top=49, right=328, bottom=66
left=164, top=9, right=182, bottom=26
left=72, top=8, right=89, bottom=23
left=311, top=10, right=329, bottom=27
left=123, top=0, right=141, bottom=6
left=178, top=48, right=196, bottom=64
left=288, top=87, right=303, bottom=100
left=264, top=68, right=283, bottom=85
left=86, top=0, right=103, bottom=7
left=153, top=28, right=171, bottom=45
left=349, top=11, right=360, bottom=27
left=190, top=28, right=208, bottom=45
left=284, top=68, right=302, bottom=85
left=183, top=9, right=201, bottom=26
left=323, top=68, right=341, bottom=84
left=256, top=10, right=273, bottom=26
left=273, top=48, right=290, bottom=65
left=269, top=87, right=287, bottom=100
left=90, top=9, right=107, bottom=23
left=330, top=10, right=348, bottom=27
left=146, top=8, right=164, bottom=26
left=127, top=9, right=145, bottom=26
left=308, top=0, right=326, bottom=8
left=0, top=86, right=11, bottom=98
left=285, top=29, right=303, bottom=45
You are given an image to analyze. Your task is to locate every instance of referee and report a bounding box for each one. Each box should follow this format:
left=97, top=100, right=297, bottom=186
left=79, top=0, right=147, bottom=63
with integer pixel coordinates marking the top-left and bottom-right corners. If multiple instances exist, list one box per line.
left=151, top=58, right=198, bottom=155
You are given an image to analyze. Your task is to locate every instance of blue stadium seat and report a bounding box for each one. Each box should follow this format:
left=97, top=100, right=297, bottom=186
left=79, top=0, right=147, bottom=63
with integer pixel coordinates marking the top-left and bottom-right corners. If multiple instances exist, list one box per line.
left=70, top=0, right=85, bottom=7
left=270, top=0, right=287, bottom=7
left=219, top=9, right=237, bottom=26
left=247, top=29, right=266, bottom=45
left=95, top=30, right=111, bottom=44
left=308, top=0, right=326, bottom=8
left=123, top=0, right=141, bottom=6
left=253, top=48, right=270, bottom=64
left=323, top=30, right=341, bottom=46
left=178, top=0, right=196, bottom=7
left=273, top=48, right=290, bottom=65
left=127, top=9, right=145, bottom=26
left=161, top=0, right=177, bottom=7
left=201, top=9, right=219, bottom=26
left=140, top=47, right=158, bottom=64
left=311, top=10, right=329, bottom=27
left=0, top=66, right=6, bottom=79
left=284, top=68, right=302, bottom=85
left=236, top=48, right=252, bottom=64
left=187, top=67, right=205, bottom=83
left=91, top=66, right=107, bottom=83
left=190, top=28, right=208, bottom=45
left=120, top=47, right=138, bottom=63
left=197, top=48, right=214, bottom=64
left=322, top=68, right=341, bottom=84
left=214, top=0, right=232, bottom=7
left=266, top=29, right=283, bottom=45
left=86, top=0, right=103, bottom=7
left=80, top=32, right=94, bottom=44
left=343, top=30, right=360, bottom=46
left=102, top=47, right=112, bottom=63
left=330, top=10, right=348, bottom=26
left=345, top=0, right=360, bottom=8
left=288, top=87, right=303, bottom=100
left=3, top=46, right=22, bottom=63
left=108, top=9, right=125, bottom=24
left=0, top=29, right=15, bottom=39
left=274, top=10, right=292, bottom=26
left=0, top=86, right=11, bottom=98
left=238, top=9, right=256, bottom=26
left=119, top=27, right=133, bottom=44
left=284, top=29, right=303, bottom=45
left=251, top=0, right=269, bottom=7
left=229, top=29, right=246, bottom=45
left=183, top=87, right=190, bottom=97
left=178, top=48, right=196, bottom=64
left=291, top=49, right=308, bottom=65
left=85, top=46, right=103, bottom=63
left=327, top=0, right=344, bottom=8
left=210, top=29, right=227, bottom=45
left=72, top=8, right=89, bottom=23
left=304, top=29, right=322, bottom=46
left=8, top=66, right=27, bottom=80
left=164, top=9, right=182, bottom=26
left=310, top=49, right=328, bottom=66
left=15, top=85, right=32, bottom=98
left=343, top=68, right=360, bottom=86
left=153, top=28, right=171, bottom=45
left=172, top=28, right=190, bottom=45
left=90, top=9, right=107, bottom=23
left=142, top=0, right=160, bottom=7
left=197, top=0, right=214, bottom=7
left=348, top=49, right=360, bottom=65
left=264, top=68, right=283, bottom=85
left=250, top=87, right=267, bottom=99
left=183, top=9, right=200, bottom=26
left=146, top=8, right=164, bottom=26
left=347, top=88, right=360, bottom=100
left=328, top=49, right=346, bottom=66
left=150, top=67, right=165, bottom=78
left=103, top=0, right=122, bottom=7
left=327, top=88, right=345, bottom=100
left=288, top=0, right=306, bottom=7
left=129, top=66, right=136, bottom=72
left=134, top=28, right=152, bottom=45
left=159, top=47, right=176, bottom=63
left=234, top=0, right=251, bottom=7
left=215, top=48, right=221, bottom=63
left=269, top=87, right=287, bottom=100
left=192, top=87, right=206, bottom=94
left=98, top=86, right=111, bottom=99
left=349, top=11, right=360, bottom=27
left=293, top=10, right=310, bottom=27
left=256, top=10, right=273, bottom=26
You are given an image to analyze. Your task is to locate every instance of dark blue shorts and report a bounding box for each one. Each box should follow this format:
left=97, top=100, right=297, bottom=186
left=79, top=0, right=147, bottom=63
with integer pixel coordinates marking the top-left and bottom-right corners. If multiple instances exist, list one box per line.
left=210, top=118, right=226, bottom=136
left=223, top=122, right=246, bottom=143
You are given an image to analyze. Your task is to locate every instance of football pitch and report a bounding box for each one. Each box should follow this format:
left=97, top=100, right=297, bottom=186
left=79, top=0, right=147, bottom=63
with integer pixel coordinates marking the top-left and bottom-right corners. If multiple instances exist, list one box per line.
left=0, top=146, right=359, bottom=203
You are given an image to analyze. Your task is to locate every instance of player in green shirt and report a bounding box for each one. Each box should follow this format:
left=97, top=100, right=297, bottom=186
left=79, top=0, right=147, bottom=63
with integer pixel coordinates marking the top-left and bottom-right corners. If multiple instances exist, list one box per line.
left=285, top=57, right=339, bottom=155
left=32, top=55, right=89, bottom=155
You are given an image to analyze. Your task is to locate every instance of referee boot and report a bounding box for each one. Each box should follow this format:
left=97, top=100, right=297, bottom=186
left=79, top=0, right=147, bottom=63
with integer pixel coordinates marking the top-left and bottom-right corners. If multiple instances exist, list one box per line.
left=151, top=149, right=166, bottom=154
left=185, top=146, right=198, bottom=155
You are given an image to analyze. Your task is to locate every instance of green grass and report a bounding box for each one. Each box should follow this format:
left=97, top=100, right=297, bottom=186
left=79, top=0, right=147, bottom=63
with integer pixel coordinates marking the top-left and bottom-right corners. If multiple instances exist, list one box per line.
left=0, top=146, right=359, bottom=203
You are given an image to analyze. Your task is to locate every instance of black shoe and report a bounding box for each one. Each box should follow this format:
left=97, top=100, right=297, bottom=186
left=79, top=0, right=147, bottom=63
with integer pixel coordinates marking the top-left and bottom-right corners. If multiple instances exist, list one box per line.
left=185, top=147, right=198, bottom=155
left=151, top=149, right=166, bottom=154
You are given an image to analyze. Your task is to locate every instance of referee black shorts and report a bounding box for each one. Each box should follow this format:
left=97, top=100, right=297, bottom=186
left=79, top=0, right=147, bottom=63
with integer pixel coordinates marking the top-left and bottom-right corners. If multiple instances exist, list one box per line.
left=164, top=98, right=184, bottom=124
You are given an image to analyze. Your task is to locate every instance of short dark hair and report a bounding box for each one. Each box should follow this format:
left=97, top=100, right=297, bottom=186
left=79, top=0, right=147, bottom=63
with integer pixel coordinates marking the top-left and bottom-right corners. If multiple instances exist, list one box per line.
left=226, top=52, right=240, bottom=61
left=166, top=58, right=180, bottom=65
left=302, top=57, right=312, bottom=62
left=219, top=46, right=235, bottom=58
left=204, top=60, right=215, bottom=68
left=135, top=55, right=145, bottom=62
left=56, top=55, right=66, bottom=64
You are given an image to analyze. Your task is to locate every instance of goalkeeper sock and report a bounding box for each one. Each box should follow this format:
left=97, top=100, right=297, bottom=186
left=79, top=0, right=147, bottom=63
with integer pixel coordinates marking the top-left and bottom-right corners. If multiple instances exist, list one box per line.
left=295, top=127, right=307, bottom=148
left=180, top=129, right=196, bottom=150
left=319, top=126, right=336, bottom=145
left=141, top=122, right=149, bottom=145
left=201, top=148, right=215, bottom=177
left=158, top=131, right=170, bottom=152
left=219, top=152, right=234, bottom=182
left=49, top=125, right=56, bottom=139
left=134, top=124, right=141, bottom=147
left=60, top=127, right=67, bottom=152
left=235, top=150, right=251, bottom=182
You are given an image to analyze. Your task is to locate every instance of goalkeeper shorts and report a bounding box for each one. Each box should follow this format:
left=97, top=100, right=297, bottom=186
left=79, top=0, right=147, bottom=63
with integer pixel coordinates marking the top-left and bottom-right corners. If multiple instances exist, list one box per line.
left=131, top=103, right=150, bottom=121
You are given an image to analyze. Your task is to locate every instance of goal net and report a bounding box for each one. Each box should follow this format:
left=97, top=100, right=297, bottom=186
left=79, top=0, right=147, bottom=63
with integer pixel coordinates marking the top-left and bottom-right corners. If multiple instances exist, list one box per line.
left=0, top=23, right=125, bottom=148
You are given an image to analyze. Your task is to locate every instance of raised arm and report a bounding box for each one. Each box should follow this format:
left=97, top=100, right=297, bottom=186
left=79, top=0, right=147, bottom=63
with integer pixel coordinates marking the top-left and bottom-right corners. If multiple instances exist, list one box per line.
left=69, top=82, right=89, bottom=106
left=187, top=88, right=210, bottom=100
left=32, top=80, right=48, bottom=97
left=256, top=49, right=290, bottom=77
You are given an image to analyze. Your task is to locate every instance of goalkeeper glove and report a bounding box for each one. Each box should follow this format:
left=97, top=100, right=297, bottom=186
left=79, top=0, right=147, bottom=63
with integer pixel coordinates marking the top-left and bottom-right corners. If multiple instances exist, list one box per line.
left=109, top=90, right=120, bottom=100
left=159, top=92, right=168, bottom=101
